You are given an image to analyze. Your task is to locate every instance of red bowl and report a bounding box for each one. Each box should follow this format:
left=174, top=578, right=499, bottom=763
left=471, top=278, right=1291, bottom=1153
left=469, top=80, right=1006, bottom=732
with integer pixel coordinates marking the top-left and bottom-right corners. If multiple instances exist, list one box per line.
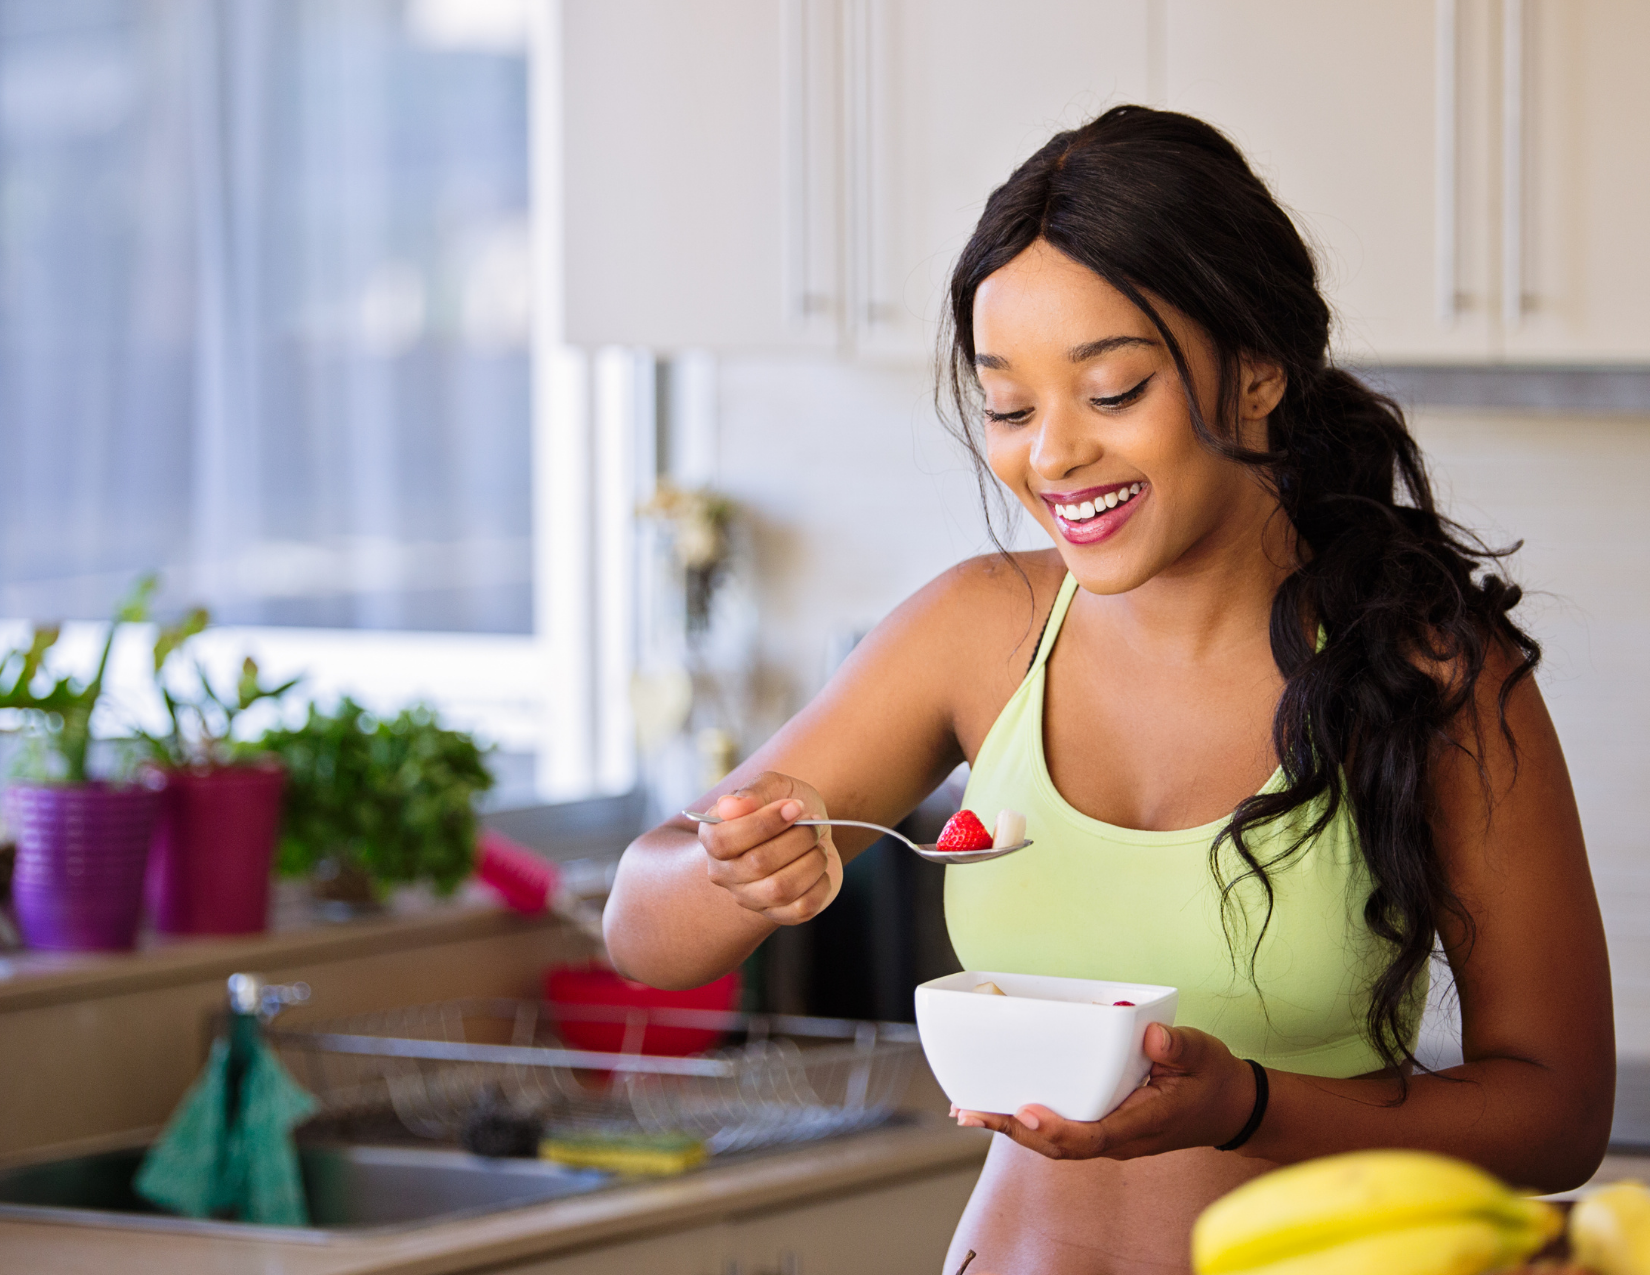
left=544, top=963, right=742, bottom=1057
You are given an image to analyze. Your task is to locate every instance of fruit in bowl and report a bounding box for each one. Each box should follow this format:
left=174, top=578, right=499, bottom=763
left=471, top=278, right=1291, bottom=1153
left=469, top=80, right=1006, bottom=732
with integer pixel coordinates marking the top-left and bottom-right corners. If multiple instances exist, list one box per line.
left=915, top=970, right=1177, bottom=1121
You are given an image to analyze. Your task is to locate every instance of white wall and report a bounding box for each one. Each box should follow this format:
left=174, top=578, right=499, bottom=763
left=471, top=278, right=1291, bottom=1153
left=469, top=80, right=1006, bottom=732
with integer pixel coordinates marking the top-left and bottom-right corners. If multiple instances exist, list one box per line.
left=1413, top=408, right=1650, bottom=1058
left=714, top=355, right=1029, bottom=711
left=711, top=364, right=1650, bottom=1059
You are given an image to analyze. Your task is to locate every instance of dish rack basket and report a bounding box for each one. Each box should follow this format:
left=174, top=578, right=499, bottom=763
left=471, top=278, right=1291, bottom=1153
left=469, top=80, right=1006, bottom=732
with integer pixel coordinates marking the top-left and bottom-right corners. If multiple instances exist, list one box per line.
left=267, top=999, right=921, bottom=1155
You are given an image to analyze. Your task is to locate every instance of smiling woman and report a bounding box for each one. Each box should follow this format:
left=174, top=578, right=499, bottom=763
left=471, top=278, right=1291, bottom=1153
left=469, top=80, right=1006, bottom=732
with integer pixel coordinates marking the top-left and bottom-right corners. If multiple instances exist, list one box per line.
left=602, top=105, right=1613, bottom=1275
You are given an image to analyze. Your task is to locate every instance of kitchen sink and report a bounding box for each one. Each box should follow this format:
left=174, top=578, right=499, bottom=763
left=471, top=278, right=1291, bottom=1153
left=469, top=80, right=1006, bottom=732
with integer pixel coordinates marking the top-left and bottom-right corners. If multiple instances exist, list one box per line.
left=0, top=1142, right=613, bottom=1240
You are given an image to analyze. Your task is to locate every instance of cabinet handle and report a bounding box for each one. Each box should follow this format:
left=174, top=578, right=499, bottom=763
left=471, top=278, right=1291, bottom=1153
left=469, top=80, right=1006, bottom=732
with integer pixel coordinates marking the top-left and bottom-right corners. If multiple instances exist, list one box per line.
left=844, top=0, right=885, bottom=333
left=1501, top=0, right=1526, bottom=328
left=782, top=0, right=819, bottom=324
left=1434, top=0, right=1460, bottom=323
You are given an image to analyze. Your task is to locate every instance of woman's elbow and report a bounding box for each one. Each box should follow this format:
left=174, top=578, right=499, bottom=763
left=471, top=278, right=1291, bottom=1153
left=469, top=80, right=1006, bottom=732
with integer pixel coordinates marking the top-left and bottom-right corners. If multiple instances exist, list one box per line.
left=1524, top=1082, right=1613, bottom=1193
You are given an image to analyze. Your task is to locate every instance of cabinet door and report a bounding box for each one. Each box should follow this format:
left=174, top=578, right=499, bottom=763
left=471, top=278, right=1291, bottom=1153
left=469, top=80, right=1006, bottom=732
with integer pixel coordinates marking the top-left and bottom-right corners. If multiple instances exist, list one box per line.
left=729, top=1165, right=980, bottom=1273
left=1163, top=0, right=1499, bottom=364
left=562, top=0, right=840, bottom=352
left=1501, top=0, right=1650, bottom=362
left=855, top=1, right=1152, bottom=362
left=500, top=1219, right=731, bottom=1274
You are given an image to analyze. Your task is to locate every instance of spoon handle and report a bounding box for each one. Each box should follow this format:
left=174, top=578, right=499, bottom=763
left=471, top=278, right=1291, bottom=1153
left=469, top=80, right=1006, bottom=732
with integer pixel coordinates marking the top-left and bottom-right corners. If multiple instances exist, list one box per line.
left=681, top=810, right=923, bottom=854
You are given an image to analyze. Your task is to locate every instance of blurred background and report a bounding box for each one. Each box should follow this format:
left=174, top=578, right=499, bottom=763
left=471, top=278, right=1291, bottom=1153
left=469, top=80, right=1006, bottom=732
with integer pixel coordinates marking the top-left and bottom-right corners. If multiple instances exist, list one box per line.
left=5, top=0, right=1650, bottom=1024
left=1, top=0, right=1648, bottom=1262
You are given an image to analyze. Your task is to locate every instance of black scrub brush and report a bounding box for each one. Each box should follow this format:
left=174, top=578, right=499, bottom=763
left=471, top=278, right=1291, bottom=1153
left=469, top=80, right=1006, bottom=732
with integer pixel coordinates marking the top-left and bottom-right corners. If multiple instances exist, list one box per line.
left=459, top=1085, right=542, bottom=1158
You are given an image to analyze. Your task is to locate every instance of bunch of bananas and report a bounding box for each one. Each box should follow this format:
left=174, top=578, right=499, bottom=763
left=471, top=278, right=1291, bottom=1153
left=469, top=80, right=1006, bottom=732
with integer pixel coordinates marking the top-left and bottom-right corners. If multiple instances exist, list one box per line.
left=1571, top=1181, right=1650, bottom=1275
left=1192, top=1150, right=1562, bottom=1275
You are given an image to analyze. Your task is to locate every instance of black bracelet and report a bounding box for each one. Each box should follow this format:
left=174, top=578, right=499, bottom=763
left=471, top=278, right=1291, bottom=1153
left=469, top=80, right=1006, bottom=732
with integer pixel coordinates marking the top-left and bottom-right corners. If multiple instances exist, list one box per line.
left=1215, top=1059, right=1269, bottom=1152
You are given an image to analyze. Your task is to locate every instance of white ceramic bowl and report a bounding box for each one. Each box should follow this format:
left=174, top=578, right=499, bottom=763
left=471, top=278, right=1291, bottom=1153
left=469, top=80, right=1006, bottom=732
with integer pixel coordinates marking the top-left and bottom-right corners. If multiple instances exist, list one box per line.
left=915, top=970, right=1178, bottom=1121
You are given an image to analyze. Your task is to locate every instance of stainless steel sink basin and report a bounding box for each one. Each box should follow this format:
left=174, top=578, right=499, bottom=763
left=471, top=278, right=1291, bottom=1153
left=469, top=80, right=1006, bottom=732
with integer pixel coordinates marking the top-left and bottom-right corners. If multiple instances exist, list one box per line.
left=0, top=1143, right=613, bottom=1239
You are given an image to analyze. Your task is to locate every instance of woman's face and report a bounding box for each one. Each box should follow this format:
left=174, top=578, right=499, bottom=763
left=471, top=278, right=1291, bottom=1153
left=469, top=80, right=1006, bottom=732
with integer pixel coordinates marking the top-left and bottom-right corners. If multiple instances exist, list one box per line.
left=972, top=238, right=1284, bottom=597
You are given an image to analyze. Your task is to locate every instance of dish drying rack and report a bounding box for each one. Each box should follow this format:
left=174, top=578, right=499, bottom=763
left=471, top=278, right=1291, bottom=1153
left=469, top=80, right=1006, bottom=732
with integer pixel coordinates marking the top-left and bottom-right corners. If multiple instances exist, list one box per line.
left=267, top=999, right=921, bottom=1156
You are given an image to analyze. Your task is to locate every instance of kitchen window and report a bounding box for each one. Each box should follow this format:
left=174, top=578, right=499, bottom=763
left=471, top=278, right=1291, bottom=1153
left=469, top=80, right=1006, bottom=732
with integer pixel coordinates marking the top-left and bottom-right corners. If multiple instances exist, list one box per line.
left=0, top=0, right=637, bottom=803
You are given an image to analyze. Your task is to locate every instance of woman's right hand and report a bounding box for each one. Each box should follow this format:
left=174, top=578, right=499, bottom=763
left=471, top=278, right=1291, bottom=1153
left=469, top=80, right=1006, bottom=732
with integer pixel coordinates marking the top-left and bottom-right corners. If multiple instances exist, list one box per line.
left=698, top=771, right=843, bottom=926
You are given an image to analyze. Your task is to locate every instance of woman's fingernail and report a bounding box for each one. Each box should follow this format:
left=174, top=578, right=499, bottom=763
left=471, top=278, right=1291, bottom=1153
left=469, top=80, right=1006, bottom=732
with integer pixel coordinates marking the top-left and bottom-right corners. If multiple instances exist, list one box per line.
left=1016, top=1108, right=1041, bottom=1130
left=780, top=800, right=803, bottom=821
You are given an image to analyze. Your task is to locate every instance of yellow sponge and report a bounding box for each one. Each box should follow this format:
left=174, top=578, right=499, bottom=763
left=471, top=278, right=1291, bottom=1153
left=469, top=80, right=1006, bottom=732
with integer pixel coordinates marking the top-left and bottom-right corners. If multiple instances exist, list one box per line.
left=541, top=1132, right=707, bottom=1176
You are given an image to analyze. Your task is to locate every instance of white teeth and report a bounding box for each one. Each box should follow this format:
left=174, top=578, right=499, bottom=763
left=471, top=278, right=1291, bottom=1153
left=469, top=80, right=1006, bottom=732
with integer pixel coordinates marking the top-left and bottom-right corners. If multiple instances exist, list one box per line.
left=1058, top=504, right=1073, bottom=519
left=1078, top=500, right=1096, bottom=519
left=1103, top=490, right=1119, bottom=508
left=1131, top=483, right=1142, bottom=494
left=1117, top=486, right=1132, bottom=502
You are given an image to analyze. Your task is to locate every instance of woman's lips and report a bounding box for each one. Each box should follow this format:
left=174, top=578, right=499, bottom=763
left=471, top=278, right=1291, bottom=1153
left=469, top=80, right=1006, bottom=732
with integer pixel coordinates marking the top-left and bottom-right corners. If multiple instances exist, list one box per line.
left=1043, top=482, right=1147, bottom=545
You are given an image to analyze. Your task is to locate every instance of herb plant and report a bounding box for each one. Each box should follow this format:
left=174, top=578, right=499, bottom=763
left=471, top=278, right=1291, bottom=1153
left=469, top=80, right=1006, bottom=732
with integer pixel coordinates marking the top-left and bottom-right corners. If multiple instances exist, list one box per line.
left=257, top=699, right=494, bottom=896
left=0, top=578, right=154, bottom=784
left=144, top=607, right=298, bottom=769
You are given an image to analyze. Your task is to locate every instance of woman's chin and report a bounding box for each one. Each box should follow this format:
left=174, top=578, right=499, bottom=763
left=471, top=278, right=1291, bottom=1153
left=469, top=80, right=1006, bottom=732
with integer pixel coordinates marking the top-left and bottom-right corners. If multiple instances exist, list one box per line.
left=1057, top=550, right=1158, bottom=597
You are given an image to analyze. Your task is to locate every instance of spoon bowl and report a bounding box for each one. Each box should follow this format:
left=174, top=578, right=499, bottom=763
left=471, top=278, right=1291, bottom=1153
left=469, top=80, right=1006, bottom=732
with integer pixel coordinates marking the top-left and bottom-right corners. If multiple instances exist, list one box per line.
left=681, top=811, right=1030, bottom=865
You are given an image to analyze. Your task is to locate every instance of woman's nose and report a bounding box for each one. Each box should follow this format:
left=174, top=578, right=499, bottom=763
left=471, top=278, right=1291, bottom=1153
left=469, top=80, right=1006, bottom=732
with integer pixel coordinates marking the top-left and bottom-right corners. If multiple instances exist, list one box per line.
left=1028, top=404, right=1102, bottom=480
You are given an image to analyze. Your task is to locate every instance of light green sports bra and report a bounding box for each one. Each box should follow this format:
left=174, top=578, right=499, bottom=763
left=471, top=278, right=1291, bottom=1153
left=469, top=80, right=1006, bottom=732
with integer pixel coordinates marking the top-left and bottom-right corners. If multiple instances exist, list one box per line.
left=946, top=573, right=1421, bottom=1079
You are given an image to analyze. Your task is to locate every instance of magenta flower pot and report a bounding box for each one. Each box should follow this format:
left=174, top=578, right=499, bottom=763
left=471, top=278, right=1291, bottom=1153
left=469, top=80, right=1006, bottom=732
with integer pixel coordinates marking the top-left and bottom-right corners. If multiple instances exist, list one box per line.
left=6, top=782, right=161, bottom=951
left=145, top=763, right=284, bottom=936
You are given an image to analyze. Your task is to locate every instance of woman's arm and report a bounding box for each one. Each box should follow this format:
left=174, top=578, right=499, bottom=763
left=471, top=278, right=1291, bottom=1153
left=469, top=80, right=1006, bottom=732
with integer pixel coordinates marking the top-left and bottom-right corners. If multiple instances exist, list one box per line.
left=603, top=556, right=1056, bottom=989
left=962, top=659, right=1614, bottom=1193
left=1249, top=659, right=1614, bottom=1188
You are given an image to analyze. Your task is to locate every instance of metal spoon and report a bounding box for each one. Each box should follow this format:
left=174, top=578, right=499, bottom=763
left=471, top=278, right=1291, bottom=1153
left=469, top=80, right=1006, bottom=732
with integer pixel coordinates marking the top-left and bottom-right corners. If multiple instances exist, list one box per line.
left=682, top=810, right=1031, bottom=865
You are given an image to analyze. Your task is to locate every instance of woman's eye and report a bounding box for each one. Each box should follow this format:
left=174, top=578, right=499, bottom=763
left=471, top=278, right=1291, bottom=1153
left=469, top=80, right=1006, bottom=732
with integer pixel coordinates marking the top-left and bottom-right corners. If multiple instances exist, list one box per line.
left=983, top=406, right=1033, bottom=425
left=1092, top=374, right=1154, bottom=410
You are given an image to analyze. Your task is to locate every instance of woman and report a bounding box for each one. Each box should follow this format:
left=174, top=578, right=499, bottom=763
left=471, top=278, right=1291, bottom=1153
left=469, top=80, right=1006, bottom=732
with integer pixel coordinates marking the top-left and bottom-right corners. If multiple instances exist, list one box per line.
left=603, top=106, right=1613, bottom=1274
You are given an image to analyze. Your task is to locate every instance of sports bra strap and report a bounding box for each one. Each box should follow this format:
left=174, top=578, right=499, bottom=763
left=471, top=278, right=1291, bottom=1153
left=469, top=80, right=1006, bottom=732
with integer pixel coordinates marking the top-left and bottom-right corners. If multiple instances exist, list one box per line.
left=1029, top=573, right=1080, bottom=675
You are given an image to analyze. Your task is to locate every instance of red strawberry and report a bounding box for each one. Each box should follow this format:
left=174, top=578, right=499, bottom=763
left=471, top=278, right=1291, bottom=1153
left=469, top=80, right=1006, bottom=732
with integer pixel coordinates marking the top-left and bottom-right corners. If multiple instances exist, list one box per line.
left=1112, top=1000, right=1136, bottom=1007
left=937, top=810, right=994, bottom=853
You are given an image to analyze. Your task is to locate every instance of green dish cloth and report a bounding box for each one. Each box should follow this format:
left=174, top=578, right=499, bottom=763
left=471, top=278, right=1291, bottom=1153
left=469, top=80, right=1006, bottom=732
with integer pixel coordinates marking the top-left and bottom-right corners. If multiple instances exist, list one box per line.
left=134, top=1014, right=318, bottom=1225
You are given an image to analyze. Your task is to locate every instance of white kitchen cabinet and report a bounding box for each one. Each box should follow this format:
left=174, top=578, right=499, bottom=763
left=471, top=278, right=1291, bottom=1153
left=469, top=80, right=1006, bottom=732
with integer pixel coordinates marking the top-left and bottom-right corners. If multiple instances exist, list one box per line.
left=1500, top=0, right=1650, bottom=362
left=493, top=1166, right=979, bottom=1274
left=1162, top=0, right=1650, bottom=366
left=562, top=0, right=842, bottom=352
left=501, top=1221, right=731, bottom=1274
left=727, top=1165, right=979, bottom=1272
left=562, top=1, right=1152, bottom=359
left=851, top=0, right=1153, bottom=361
left=1162, top=0, right=1501, bottom=364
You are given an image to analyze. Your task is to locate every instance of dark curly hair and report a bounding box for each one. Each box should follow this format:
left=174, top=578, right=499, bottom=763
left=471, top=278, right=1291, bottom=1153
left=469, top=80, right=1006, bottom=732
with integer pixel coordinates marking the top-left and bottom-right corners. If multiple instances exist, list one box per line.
left=941, top=104, right=1540, bottom=1073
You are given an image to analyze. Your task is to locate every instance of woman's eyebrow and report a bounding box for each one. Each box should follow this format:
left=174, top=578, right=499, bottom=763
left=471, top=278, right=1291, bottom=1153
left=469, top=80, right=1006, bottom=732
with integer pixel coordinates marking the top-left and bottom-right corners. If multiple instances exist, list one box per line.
left=1066, top=335, right=1155, bottom=362
left=973, top=334, right=1155, bottom=371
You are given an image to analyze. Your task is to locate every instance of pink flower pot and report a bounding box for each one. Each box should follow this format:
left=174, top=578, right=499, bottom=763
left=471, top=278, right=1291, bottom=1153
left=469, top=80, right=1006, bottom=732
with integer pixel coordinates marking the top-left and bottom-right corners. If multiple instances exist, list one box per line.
left=144, top=763, right=285, bottom=936
left=6, top=782, right=160, bottom=951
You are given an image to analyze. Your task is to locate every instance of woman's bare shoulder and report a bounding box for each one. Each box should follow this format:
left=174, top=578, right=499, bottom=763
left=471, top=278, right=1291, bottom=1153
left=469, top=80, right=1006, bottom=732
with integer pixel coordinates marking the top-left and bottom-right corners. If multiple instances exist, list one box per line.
left=865, top=549, right=1068, bottom=699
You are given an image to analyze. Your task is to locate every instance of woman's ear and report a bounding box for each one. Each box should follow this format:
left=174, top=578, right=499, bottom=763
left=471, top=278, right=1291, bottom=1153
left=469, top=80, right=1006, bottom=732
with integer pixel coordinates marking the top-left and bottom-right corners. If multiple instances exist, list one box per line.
left=1239, top=355, right=1288, bottom=423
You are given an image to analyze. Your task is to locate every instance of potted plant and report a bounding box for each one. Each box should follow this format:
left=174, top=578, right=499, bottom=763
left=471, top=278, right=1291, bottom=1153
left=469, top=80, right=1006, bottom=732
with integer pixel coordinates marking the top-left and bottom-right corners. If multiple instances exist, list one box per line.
left=140, top=609, right=299, bottom=936
left=255, top=698, right=493, bottom=918
left=0, top=584, right=160, bottom=951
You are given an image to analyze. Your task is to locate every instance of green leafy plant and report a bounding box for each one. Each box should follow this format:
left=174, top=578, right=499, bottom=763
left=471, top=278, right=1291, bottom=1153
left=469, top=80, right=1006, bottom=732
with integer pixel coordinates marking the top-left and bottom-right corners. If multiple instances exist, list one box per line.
left=0, top=577, right=155, bottom=784
left=256, top=698, right=494, bottom=896
left=144, top=607, right=299, bottom=770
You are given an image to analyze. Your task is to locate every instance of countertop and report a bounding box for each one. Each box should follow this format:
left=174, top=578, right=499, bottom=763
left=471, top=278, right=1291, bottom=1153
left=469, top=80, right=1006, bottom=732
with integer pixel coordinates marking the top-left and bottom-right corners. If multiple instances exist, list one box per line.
left=0, top=1118, right=991, bottom=1275
left=0, top=884, right=555, bottom=1014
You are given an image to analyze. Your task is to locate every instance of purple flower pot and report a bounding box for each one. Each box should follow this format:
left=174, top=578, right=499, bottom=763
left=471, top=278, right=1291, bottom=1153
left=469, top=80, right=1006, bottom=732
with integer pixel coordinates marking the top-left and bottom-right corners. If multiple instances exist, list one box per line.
left=145, top=763, right=284, bottom=936
left=5, top=782, right=160, bottom=951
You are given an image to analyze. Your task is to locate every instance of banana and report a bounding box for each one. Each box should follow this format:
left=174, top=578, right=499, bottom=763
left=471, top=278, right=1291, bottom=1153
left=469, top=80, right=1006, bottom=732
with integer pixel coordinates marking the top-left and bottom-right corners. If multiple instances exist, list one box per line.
left=1570, top=1180, right=1650, bottom=1275
left=1192, top=1150, right=1561, bottom=1275
left=1214, top=1217, right=1507, bottom=1275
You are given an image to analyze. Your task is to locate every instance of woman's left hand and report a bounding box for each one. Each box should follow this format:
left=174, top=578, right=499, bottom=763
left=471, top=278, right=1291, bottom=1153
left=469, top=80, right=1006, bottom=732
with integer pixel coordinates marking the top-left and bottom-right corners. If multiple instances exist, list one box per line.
left=952, top=1023, right=1256, bottom=1160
